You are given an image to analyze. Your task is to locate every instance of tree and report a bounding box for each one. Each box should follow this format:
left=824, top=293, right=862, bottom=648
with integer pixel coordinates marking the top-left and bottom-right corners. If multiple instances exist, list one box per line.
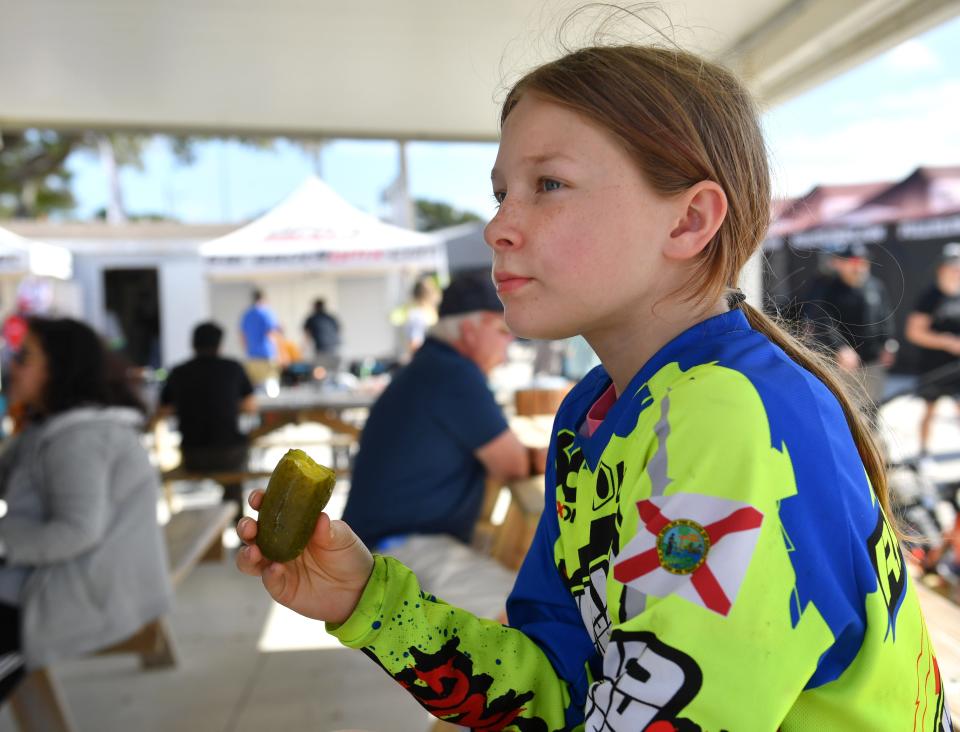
left=0, top=129, right=162, bottom=220
left=414, top=198, right=482, bottom=232
left=1, top=129, right=273, bottom=221
left=0, top=130, right=80, bottom=218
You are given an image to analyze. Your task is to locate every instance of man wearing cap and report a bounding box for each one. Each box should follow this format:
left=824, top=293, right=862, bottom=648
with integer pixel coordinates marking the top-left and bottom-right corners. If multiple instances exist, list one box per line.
left=906, top=243, right=960, bottom=459
left=801, top=243, right=896, bottom=415
left=340, top=270, right=531, bottom=618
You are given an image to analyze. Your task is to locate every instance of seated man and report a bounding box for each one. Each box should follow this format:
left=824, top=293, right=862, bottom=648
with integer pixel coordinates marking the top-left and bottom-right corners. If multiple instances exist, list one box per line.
left=341, top=271, right=532, bottom=618
left=157, top=321, right=256, bottom=519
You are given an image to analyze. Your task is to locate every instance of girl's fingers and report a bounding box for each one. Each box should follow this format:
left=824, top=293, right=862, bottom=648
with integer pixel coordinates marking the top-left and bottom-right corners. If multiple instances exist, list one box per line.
left=248, top=489, right=265, bottom=510
left=235, top=543, right=269, bottom=576
left=236, top=516, right=258, bottom=544
left=310, top=512, right=333, bottom=547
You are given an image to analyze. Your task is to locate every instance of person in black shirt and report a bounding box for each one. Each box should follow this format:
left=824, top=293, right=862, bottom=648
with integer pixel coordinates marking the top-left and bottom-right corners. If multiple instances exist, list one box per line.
left=906, top=243, right=960, bottom=458
left=158, top=321, right=255, bottom=518
left=801, top=243, right=896, bottom=417
left=302, top=299, right=341, bottom=371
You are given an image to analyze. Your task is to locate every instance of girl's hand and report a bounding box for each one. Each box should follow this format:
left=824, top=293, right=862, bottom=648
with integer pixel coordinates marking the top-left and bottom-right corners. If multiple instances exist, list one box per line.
left=236, top=489, right=374, bottom=625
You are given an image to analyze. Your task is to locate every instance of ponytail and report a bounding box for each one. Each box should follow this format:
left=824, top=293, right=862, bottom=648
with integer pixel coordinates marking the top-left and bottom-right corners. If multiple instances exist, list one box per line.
left=735, top=300, right=893, bottom=525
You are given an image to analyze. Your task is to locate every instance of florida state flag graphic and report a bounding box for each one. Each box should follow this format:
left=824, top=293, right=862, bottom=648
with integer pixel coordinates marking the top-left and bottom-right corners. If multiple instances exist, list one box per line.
left=613, top=493, right=764, bottom=616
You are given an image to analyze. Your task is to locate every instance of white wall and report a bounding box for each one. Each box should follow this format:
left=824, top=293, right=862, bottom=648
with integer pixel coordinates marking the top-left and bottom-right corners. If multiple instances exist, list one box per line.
left=337, top=274, right=396, bottom=362
left=209, top=281, right=254, bottom=360
left=210, top=274, right=339, bottom=361
left=68, top=248, right=209, bottom=368
left=50, top=280, right=83, bottom=317
left=209, top=270, right=408, bottom=365
left=0, top=279, right=19, bottom=318
left=158, top=259, right=211, bottom=366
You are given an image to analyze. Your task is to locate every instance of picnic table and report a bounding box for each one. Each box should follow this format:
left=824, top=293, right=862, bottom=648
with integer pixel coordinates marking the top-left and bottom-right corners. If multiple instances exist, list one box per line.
left=251, top=384, right=377, bottom=442
left=9, top=503, right=236, bottom=732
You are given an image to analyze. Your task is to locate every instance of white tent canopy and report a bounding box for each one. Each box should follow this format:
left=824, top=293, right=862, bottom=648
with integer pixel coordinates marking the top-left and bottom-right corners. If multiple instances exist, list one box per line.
left=200, top=177, right=446, bottom=276
left=0, top=224, right=73, bottom=280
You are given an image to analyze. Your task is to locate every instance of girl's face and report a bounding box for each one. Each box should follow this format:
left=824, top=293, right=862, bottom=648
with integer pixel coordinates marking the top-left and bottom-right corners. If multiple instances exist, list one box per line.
left=10, top=332, right=49, bottom=410
left=485, top=94, right=682, bottom=342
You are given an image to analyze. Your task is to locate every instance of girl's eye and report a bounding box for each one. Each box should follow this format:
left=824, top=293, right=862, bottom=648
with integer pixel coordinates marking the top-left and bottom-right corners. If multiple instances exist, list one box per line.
left=492, top=191, right=506, bottom=206
left=541, top=179, right=563, bottom=193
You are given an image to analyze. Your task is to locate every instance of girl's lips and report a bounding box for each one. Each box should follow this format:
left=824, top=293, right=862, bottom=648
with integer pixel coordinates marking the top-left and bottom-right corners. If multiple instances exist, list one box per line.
left=495, top=276, right=532, bottom=294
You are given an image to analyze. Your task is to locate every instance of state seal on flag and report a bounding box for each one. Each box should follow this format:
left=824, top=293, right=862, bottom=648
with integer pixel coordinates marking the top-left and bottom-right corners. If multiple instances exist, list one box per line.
left=657, top=519, right=710, bottom=574
left=614, top=492, right=765, bottom=616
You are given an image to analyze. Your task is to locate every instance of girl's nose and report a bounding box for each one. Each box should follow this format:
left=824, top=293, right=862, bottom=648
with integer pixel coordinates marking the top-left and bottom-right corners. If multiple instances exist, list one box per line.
left=484, top=207, right=523, bottom=251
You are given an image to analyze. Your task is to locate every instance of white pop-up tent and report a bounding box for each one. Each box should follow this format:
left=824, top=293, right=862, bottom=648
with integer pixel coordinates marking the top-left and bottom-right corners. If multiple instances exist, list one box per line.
left=200, top=177, right=446, bottom=363
left=0, top=224, right=73, bottom=280
left=200, top=176, right=446, bottom=277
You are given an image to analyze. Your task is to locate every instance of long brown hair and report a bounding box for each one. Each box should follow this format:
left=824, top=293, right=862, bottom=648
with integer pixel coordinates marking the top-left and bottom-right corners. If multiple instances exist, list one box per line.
left=501, top=45, right=891, bottom=521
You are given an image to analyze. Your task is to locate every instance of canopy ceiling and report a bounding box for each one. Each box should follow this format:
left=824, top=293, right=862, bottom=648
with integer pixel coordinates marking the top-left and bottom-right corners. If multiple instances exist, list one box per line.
left=2, top=0, right=958, bottom=141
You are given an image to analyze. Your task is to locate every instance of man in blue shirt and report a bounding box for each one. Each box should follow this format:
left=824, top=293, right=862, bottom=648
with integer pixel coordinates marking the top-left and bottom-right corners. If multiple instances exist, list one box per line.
left=240, top=290, right=282, bottom=388
left=341, top=271, right=531, bottom=616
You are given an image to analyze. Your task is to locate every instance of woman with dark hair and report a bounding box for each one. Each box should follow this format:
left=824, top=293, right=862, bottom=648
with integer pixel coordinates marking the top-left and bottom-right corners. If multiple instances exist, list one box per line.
left=0, top=317, right=171, bottom=702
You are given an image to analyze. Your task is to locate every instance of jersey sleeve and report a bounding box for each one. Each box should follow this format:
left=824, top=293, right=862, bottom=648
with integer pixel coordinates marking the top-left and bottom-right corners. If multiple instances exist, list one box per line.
left=588, top=363, right=844, bottom=730
left=328, top=554, right=574, bottom=731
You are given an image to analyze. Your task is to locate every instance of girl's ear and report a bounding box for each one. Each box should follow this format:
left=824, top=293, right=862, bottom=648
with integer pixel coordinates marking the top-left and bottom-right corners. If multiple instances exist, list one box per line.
left=664, top=181, right=728, bottom=261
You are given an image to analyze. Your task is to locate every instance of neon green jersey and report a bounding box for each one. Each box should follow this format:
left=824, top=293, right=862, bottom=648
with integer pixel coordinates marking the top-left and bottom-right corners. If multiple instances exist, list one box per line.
left=330, top=311, right=952, bottom=731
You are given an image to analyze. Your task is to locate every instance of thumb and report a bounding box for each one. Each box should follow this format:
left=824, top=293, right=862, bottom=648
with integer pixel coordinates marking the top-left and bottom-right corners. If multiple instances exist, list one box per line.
left=324, top=517, right=361, bottom=551
left=311, top=513, right=356, bottom=550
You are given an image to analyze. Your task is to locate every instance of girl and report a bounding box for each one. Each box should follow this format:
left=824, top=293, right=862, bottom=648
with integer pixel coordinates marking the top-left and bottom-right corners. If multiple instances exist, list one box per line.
left=237, top=45, right=953, bottom=730
left=0, top=318, right=171, bottom=701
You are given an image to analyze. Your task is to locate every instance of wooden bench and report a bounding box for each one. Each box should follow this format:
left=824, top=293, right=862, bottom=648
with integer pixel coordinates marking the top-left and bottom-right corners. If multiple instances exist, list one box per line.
left=160, top=464, right=350, bottom=512
left=159, top=467, right=275, bottom=511
left=490, top=476, right=545, bottom=571
left=9, top=503, right=237, bottom=732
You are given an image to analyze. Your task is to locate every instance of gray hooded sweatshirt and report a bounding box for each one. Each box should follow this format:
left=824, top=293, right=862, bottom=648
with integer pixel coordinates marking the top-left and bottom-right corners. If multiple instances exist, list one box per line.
left=0, top=406, right=172, bottom=668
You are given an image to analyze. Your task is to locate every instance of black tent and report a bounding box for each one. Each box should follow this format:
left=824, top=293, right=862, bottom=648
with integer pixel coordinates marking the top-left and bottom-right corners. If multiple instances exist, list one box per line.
left=763, top=166, right=960, bottom=375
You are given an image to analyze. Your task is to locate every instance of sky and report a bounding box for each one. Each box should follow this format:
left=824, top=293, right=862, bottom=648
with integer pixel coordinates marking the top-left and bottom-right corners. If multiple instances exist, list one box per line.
left=65, top=14, right=960, bottom=224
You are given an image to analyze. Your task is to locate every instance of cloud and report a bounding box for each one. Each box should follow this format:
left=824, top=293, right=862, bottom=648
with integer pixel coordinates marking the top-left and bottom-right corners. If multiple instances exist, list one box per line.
left=881, top=39, right=941, bottom=73
left=766, top=79, right=960, bottom=197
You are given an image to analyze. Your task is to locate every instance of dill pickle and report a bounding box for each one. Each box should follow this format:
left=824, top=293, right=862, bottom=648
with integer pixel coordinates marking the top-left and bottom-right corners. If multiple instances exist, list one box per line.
left=256, top=449, right=337, bottom=563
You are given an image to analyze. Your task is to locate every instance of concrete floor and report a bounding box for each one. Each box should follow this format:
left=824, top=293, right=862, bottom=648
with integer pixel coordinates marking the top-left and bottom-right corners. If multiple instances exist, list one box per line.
left=2, top=397, right=960, bottom=731
left=0, top=475, right=438, bottom=732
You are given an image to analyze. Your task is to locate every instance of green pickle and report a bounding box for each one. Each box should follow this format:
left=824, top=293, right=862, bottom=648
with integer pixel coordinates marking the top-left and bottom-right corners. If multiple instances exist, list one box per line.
left=256, top=449, right=337, bottom=563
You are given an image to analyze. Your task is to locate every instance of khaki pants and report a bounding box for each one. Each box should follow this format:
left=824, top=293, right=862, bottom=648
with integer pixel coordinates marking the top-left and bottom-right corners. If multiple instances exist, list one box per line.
left=244, top=359, right=279, bottom=387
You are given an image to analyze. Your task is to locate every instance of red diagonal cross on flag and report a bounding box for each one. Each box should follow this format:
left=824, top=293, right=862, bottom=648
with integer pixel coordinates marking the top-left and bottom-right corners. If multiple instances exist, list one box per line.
left=613, top=493, right=764, bottom=616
